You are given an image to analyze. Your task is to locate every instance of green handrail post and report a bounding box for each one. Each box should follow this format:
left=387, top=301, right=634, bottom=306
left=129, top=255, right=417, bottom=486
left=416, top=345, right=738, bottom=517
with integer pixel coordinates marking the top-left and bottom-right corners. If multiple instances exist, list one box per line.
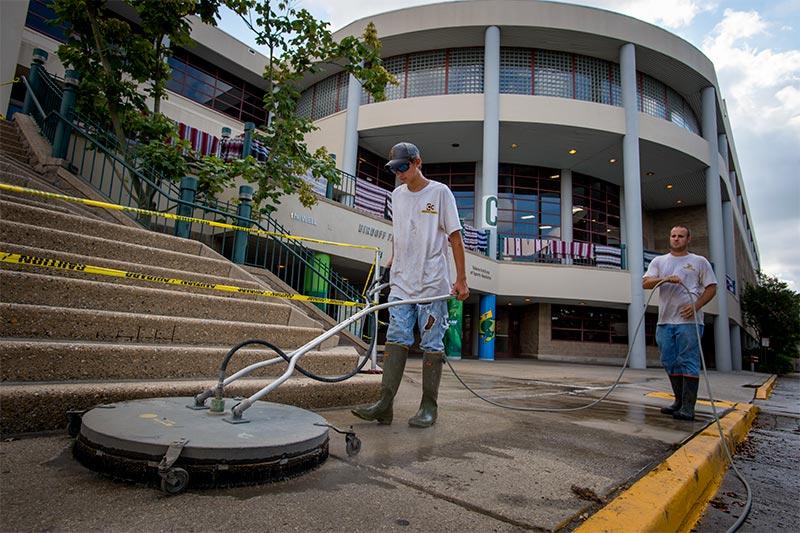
left=620, top=243, right=627, bottom=270
left=175, top=176, right=198, bottom=238
left=221, top=126, right=231, bottom=139
left=22, top=48, right=48, bottom=115
left=52, top=69, right=79, bottom=159
left=242, top=122, right=255, bottom=158
left=233, top=185, right=253, bottom=264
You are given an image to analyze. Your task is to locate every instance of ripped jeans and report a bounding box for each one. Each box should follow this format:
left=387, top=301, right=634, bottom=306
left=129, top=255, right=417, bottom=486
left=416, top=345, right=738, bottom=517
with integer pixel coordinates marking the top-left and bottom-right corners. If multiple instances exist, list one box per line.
left=385, top=296, right=449, bottom=352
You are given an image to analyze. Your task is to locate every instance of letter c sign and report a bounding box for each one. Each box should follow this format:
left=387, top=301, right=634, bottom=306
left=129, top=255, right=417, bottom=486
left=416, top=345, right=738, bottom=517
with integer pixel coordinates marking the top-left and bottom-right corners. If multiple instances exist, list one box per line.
left=483, top=195, right=497, bottom=228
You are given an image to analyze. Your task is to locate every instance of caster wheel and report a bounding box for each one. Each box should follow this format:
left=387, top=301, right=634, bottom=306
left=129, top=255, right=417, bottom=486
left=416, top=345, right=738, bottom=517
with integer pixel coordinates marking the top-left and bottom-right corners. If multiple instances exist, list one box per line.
left=160, top=467, right=189, bottom=495
left=66, top=412, right=82, bottom=438
left=345, top=434, right=362, bottom=457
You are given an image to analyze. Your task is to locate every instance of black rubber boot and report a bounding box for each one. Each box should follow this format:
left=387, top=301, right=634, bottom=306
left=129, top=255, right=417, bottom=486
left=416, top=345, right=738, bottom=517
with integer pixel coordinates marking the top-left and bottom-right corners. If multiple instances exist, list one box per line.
left=351, top=343, right=408, bottom=424
left=673, top=377, right=699, bottom=421
left=660, top=374, right=683, bottom=415
left=408, top=352, right=444, bottom=428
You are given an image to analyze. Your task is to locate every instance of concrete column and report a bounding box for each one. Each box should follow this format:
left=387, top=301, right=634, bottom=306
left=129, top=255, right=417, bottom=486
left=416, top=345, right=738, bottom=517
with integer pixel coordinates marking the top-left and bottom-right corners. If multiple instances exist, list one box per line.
left=480, top=26, right=500, bottom=259
left=702, top=86, right=732, bottom=372
left=619, top=188, right=627, bottom=245
left=342, top=73, right=361, bottom=177
left=0, top=0, right=28, bottom=117
left=731, top=324, right=743, bottom=371
left=479, top=294, right=496, bottom=360
left=560, top=169, right=573, bottom=242
left=718, top=133, right=729, bottom=180
left=620, top=43, right=646, bottom=369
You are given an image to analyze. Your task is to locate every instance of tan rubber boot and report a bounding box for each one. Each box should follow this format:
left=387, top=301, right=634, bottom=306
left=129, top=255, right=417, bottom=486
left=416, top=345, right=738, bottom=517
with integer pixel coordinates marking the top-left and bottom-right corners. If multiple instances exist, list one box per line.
left=408, top=352, right=444, bottom=428
left=351, top=343, right=409, bottom=424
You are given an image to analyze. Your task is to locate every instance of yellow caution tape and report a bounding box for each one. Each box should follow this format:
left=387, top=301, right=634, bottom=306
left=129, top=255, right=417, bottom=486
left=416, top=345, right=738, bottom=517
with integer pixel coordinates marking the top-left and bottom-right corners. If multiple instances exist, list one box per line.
left=0, top=250, right=366, bottom=308
left=0, top=183, right=380, bottom=252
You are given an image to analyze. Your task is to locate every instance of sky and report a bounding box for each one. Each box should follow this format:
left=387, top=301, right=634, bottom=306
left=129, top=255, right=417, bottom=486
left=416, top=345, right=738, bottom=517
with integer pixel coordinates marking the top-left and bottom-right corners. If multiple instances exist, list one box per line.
left=218, top=0, right=800, bottom=291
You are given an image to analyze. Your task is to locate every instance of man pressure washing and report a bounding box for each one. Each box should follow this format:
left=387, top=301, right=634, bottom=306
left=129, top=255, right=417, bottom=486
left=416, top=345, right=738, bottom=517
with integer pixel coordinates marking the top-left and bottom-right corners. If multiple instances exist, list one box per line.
left=352, top=142, right=469, bottom=428
left=642, top=225, right=717, bottom=421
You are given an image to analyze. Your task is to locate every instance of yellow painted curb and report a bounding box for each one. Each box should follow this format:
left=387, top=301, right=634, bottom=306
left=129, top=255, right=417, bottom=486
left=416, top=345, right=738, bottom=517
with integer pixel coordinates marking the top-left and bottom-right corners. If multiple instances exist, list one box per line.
left=755, top=375, right=777, bottom=400
left=646, top=391, right=736, bottom=409
left=576, top=402, right=758, bottom=533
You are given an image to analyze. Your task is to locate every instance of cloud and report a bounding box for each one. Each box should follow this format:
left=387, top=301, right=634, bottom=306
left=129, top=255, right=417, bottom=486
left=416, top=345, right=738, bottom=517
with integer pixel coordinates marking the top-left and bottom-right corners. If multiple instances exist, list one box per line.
left=594, top=0, right=717, bottom=29
left=702, top=9, right=800, bottom=139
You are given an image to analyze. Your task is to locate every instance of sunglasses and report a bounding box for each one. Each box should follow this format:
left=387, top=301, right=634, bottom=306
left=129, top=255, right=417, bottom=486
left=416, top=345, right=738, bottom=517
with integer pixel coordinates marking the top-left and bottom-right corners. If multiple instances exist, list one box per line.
left=386, top=160, right=412, bottom=174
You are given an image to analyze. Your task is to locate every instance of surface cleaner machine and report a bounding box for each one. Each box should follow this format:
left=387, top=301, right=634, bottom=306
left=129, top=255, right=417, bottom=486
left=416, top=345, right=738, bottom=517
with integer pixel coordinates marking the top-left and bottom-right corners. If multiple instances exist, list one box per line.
left=71, top=277, right=446, bottom=494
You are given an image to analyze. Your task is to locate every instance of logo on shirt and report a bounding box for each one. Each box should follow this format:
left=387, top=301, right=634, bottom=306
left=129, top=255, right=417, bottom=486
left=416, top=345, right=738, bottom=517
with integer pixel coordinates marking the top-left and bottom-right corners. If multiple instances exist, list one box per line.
left=683, top=264, right=696, bottom=272
left=421, top=202, right=438, bottom=215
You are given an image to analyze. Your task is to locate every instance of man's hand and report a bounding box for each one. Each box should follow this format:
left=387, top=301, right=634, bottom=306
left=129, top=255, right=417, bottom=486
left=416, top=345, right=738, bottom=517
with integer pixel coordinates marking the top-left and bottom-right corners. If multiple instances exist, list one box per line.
left=452, top=279, right=469, bottom=301
left=679, top=303, right=696, bottom=320
left=664, top=275, right=681, bottom=284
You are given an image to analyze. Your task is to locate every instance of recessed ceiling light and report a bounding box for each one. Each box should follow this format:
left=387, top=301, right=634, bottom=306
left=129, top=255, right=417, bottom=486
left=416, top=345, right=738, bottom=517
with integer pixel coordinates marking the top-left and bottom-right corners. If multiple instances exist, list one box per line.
left=521, top=214, right=535, bottom=220
left=511, top=143, right=519, bottom=149
left=278, top=264, right=286, bottom=269
left=666, top=184, right=673, bottom=189
left=507, top=302, right=513, bottom=306
left=550, top=174, right=560, bottom=179
left=524, top=298, right=531, bottom=302
left=609, top=158, right=617, bottom=164
left=646, top=171, right=655, bottom=176
left=676, top=200, right=683, bottom=204
left=568, top=149, right=577, bottom=155
left=539, top=225, right=553, bottom=229
left=579, top=301, right=586, bottom=305
left=572, top=206, right=584, bottom=213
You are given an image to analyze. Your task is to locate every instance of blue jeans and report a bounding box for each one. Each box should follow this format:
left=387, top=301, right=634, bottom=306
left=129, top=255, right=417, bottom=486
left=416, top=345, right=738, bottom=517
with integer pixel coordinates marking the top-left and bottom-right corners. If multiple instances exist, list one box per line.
left=656, top=324, right=704, bottom=377
left=385, top=297, right=449, bottom=352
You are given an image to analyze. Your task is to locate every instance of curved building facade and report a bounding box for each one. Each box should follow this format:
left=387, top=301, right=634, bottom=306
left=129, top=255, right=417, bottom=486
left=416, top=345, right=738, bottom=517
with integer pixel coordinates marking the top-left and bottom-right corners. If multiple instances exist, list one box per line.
left=293, top=0, right=759, bottom=370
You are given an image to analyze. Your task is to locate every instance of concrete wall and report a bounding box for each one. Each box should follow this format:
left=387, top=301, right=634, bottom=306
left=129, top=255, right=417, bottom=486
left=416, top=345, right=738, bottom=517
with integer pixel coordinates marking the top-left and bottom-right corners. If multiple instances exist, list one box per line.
left=1, top=0, right=29, bottom=115
left=649, top=205, right=709, bottom=258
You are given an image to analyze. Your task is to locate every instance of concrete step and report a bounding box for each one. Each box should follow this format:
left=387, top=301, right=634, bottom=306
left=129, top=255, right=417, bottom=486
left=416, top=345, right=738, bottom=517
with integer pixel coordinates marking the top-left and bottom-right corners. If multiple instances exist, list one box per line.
left=0, top=374, right=380, bottom=434
left=0, top=242, right=262, bottom=298
left=0, top=270, right=299, bottom=327
left=0, top=198, right=210, bottom=257
left=0, top=170, right=107, bottom=221
left=0, top=220, right=246, bottom=278
left=0, top=145, right=28, bottom=163
left=0, top=303, right=339, bottom=349
left=0, top=340, right=360, bottom=381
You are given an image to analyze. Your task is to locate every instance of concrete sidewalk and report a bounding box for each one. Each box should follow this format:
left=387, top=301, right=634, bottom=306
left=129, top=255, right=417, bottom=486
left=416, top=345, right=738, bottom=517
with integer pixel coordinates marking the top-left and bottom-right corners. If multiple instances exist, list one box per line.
left=695, top=373, right=799, bottom=532
left=0, top=359, right=772, bottom=531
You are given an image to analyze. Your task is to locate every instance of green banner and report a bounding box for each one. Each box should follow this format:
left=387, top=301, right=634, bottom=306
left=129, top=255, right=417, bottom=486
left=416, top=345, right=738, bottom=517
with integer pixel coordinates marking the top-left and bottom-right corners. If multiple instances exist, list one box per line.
left=444, top=298, right=463, bottom=359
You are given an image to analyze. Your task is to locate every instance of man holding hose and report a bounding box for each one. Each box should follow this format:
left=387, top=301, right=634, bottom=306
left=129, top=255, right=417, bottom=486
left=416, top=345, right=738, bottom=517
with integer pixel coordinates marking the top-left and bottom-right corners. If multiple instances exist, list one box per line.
left=352, top=142, right=469, bottom=428
left=643, top=225, right=717, bottom=421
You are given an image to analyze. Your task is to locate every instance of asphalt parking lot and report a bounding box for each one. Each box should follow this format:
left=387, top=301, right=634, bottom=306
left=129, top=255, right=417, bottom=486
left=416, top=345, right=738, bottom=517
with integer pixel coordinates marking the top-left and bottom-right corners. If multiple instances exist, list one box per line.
left=0, top=359, right=771, bottom=532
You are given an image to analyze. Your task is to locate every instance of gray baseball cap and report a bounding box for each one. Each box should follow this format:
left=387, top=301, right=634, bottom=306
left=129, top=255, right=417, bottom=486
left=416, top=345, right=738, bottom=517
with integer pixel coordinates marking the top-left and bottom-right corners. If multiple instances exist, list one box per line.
left=386, top=142, right=420, bottom=169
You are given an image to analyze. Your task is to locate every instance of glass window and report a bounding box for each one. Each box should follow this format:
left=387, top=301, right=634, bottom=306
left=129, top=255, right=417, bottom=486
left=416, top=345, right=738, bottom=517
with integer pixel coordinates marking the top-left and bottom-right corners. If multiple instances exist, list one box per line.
left=552, top=304, right=656, bottom=345
left=534, top=50, right=572, bottom=98
left=407, top=50, right=446, bottom=97
left=500, top=48, right=532, bottom=95
left=572, top=173, right=621, bottom=245
left=497, top=164, right=561, bottom=240
left=448, top=48, right=483, bottom=94
left=25, top=0, right=69, bottom=43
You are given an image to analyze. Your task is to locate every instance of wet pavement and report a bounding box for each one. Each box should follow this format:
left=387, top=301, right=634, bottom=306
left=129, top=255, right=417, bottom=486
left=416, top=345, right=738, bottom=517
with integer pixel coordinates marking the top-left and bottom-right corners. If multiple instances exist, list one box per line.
left=695, top=373, right=800, bottom=532
left=0, top=359, right=773, bottom=532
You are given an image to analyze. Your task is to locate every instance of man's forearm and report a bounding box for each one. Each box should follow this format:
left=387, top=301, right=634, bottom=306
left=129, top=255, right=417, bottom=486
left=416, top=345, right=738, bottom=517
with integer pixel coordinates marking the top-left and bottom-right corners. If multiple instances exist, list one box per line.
left=450, top=232, right=467, bottom=281
left=693, top=285, right=717, bottom=310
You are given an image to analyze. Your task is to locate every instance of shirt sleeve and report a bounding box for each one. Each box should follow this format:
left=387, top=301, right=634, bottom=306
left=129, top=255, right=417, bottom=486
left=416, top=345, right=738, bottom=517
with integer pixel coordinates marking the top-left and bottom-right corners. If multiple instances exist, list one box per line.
left=643, top=256, right=660, bottom=279
left=440, top=186, right=463, bottom=236
left=699, top=257, right=718, bottom=287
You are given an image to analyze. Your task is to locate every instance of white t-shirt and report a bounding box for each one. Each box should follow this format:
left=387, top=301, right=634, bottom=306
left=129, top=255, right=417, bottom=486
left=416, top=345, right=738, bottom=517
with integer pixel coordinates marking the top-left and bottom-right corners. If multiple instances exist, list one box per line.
left=643, top=252, right=718, bottom=325
left=389, top=180, right=462, bottom=300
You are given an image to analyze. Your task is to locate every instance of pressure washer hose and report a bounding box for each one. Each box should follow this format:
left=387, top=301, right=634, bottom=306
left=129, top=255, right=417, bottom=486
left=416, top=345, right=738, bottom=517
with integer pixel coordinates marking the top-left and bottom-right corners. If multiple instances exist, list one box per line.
left=443, top=279, right=752, bottom=532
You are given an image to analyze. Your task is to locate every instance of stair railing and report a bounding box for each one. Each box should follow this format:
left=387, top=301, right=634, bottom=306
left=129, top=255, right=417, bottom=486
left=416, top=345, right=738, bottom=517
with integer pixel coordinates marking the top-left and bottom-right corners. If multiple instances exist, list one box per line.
left=19, top=71, right=368, bottom=332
